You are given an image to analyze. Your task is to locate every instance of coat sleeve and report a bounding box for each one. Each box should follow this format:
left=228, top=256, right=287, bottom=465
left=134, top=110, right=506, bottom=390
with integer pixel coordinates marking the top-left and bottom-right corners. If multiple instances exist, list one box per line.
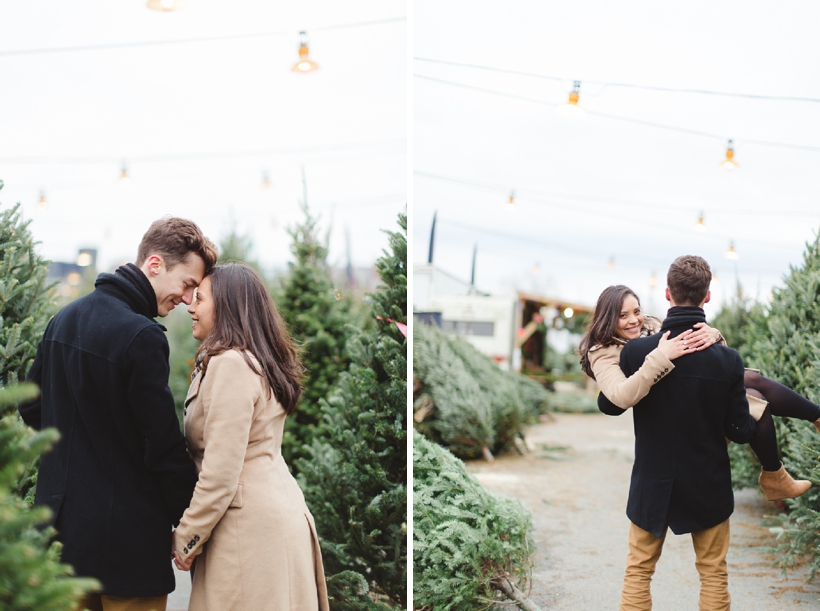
left=123, top=324, right=198, bottom=526
left=20, top=339, right=45, bottom=430
left=590, top=344, right=674, bottom=409
left=173, top=351, right=258, bottom=560
left=723, top=351, right=757, bottom=444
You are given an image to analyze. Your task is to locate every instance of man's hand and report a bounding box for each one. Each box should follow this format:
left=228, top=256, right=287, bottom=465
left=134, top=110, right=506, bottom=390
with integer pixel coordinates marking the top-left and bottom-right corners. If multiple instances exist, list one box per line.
left=173, top=550, right=195, bottom=571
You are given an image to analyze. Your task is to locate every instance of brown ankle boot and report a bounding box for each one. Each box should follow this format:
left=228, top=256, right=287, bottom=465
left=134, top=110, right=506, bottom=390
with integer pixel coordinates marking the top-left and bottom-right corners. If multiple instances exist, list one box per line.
left=758, top=465, right=812, bottom=501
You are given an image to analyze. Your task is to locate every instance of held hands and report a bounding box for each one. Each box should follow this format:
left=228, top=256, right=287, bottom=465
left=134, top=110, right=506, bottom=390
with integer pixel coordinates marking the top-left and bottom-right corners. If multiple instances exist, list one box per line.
left=686, top=322, right=722, bottom=351
left=172, top=549, right=195, bottom=571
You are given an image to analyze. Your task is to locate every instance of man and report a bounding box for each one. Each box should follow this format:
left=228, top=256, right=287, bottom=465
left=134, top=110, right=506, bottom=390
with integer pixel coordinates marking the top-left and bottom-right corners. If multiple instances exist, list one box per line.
left=598, top=255, right=757, bottom=611
left=20, top=217, right=218, bottom=611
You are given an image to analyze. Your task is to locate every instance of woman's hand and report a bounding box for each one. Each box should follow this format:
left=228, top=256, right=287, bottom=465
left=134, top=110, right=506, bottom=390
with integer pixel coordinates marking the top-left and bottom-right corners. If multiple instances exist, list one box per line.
left=173, top=550, right=195, bottom=572
left=657, top=330, right=693, bottom=361
left=685, top=322, right=723, bottom=351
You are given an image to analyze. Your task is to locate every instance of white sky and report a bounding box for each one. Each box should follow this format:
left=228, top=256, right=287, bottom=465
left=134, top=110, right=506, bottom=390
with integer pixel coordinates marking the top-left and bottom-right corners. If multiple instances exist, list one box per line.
left=413, top=0, right=820, bottom=318
left=0, top=0, right=406, bottom=275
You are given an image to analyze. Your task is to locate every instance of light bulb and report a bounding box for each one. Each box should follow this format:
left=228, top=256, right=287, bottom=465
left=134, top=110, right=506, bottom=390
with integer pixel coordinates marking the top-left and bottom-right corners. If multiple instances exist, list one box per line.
left=292, top=32, right=319, bottom=73
left=724, top=241, right=739, bottom=260
left=557, top=80, right=586, bottom=119
left=721, top=139, right=738, bottom=170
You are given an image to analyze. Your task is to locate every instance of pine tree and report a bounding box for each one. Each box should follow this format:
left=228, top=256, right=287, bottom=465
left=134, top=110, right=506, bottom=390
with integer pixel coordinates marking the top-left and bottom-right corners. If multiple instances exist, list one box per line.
left=0, top=198, right=56, bottom=388
left=0, top=194, right=58, bottom=503
left=297, top=213, right=407, bottom=610
left=413, top=431, right=535, bottom=611
left=737, top=235, right=820, bottom=577
left=0, top=384, right=100, bottom=610
left=278, top=202, right=352, bottom=470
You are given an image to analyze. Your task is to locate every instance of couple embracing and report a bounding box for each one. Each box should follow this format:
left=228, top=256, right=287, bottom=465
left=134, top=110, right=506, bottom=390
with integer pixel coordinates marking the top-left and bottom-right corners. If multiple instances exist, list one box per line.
left=20, top=218, right=329, bottom=611
left=579, top=255, right=820, bottom=610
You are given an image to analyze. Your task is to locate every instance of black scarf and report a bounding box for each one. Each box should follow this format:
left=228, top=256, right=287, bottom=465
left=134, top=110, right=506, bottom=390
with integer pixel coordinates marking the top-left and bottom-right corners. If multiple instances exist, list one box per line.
left=95, top=263, right=159, bottom=319
left=660, top=306, right=706, bottom=332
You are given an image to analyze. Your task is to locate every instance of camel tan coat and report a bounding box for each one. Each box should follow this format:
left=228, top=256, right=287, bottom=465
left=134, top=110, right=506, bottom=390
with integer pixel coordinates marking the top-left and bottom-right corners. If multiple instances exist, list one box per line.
left=172, top=350, right=329, bottom=611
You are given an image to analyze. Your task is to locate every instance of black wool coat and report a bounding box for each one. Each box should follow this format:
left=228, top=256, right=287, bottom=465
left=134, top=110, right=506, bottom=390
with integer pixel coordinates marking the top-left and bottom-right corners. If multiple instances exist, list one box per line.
left=20, top=265, right=198, bottom=597
left=598, top=306, right=757, bottom=538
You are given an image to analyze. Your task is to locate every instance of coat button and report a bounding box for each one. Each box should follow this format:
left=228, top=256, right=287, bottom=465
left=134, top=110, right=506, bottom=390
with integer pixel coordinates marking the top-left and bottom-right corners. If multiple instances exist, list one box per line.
left=183, top=548, right=188, bottom=554
left=188, top=543, right=194, bottom=549
left=194, top=535, right=200, bottom=541
left=665, top=368, right=669, bottom=372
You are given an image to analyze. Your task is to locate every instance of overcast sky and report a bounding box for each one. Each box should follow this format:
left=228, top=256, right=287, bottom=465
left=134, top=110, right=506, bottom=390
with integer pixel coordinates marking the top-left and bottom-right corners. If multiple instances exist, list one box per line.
left=413, top=0, right=820, bottom=318
left=1, top=0, right=406, bottom=275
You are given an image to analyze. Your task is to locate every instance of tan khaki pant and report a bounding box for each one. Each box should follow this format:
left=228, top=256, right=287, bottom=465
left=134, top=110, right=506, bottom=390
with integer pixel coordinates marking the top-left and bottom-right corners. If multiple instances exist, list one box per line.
left=77, top=594, right=167, bottom=611
left=619, top=519, right=731, bottom=611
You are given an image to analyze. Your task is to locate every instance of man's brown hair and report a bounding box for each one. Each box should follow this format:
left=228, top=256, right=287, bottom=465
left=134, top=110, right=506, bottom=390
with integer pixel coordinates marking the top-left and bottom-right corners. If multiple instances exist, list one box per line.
left=667, top=255, right=712, bottom=306
left=136, top=217, right=218, bottom=273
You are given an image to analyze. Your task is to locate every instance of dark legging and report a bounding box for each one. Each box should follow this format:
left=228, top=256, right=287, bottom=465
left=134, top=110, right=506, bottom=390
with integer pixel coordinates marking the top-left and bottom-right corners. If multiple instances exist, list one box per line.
left=744, top=371, right=820, bottom=472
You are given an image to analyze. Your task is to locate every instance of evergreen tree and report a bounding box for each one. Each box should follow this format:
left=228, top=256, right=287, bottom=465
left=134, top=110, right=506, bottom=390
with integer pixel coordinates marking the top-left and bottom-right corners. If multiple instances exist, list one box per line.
left=0, top=384, right=99, bottom=609
left=413, top=431, right=535, bottom=611
left=297, top=213, right=407, bottom=610
left=736, top=235, right=820, bottom=577
left=279, top=203, right=352, bottom=470
left=0, top=197, right=56, bottom=388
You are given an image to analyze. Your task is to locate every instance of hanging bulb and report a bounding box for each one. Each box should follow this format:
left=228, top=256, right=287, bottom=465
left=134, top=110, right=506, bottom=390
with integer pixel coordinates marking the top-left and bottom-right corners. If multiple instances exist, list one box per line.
left=607, top=256, right=615, bottom=270
left=725, top=241, right=739, bottom=260
left=147, top=0, right=185, bottom=10
left=694, top=211, right=706, bottom=231
left=292, top=31, right=319, bottom=73
left=119, top=162, right=131, bottom=185
left=262, top=172, right=271, bottom=189
left=557, top=80, right=586, bottom=119
left=649, top=271, right=657, bottom=289
left=37, top=190, right=48, bottom=209
left=505, top=190, right=516, bottom=211
left=532, top=262, right=540, bottom=275
left=721, top=139, right=739, bottom=170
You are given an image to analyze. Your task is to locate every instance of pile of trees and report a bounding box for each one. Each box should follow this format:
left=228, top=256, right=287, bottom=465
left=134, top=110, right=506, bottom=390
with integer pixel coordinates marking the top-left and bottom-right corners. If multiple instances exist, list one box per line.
left=713, top=236, right=820, bottom=579
left=413, top=431, right=535, bottom=610
left=413, top=322, right=551, bottom=459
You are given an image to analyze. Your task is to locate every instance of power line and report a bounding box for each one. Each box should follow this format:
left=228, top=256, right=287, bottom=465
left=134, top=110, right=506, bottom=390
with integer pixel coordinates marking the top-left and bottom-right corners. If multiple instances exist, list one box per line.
left=0, top=139, right=406, bottom=165
left=0, top=17, right=406, bottom=57
left=414, top=74, right=820, bottom=153
left=414, top=57, right=820, bottom=104
left=415, top=171, right=820, bottom=218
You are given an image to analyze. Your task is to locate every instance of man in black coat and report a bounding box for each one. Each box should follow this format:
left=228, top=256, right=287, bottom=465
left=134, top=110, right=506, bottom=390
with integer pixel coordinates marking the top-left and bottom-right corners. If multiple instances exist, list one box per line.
left=598, top=255, right=757, bottom=611
left=20, top=218, right=218, bottom=611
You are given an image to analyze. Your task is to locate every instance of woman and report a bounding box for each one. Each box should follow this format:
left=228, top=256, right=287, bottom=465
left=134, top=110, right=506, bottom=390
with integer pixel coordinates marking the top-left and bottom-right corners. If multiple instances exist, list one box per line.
left=579, top=285, right=819, bottom=501
left=172, top=262, right=329, bottom=611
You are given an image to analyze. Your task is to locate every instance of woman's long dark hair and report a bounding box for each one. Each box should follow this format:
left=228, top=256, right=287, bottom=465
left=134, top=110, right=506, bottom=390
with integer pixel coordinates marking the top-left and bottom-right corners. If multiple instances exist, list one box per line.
left=196, top=262, right=303, bottom=414
left=578, top=285, right=639, bottom=379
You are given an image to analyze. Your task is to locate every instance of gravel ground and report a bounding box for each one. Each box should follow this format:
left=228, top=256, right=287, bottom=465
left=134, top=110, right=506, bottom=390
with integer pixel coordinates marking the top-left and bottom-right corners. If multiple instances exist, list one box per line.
left=466, top=411, right=820, bottom=610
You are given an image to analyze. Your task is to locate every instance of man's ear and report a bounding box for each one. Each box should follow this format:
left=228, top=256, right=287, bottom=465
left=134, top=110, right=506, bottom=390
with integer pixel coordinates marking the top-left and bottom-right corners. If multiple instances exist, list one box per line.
left=665, top=287, right=671, bottom=303
left=143, top=255, right=164, bottom=278
left=703, top=290, right=711, bottom=305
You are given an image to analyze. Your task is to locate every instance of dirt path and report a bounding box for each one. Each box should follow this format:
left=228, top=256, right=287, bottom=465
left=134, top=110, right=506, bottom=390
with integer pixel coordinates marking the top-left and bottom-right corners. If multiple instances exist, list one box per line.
left=466, top=412, right=820, bottom=610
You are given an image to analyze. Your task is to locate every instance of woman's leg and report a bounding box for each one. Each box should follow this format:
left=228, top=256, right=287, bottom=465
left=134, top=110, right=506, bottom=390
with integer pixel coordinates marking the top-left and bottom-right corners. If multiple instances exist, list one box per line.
left=744, top=370, right=820, bottom=422
left=746, top=388, right=812, bottom=500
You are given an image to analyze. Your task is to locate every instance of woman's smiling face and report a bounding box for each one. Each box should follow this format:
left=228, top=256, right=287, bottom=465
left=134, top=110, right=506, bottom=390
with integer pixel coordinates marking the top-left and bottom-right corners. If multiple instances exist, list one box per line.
left=616, top=294, right=644, bottom=341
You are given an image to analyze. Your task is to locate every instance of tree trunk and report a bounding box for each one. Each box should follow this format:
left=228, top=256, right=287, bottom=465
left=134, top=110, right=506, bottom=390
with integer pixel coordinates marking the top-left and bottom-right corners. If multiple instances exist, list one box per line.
left=495, top=578, right=542, bottom=611
left=482, top=446, right=495, bottom=462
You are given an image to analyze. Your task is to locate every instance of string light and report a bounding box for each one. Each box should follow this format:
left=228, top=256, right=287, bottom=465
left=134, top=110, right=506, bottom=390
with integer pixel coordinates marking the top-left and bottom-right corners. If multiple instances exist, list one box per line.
left=694, top=211, right=706, bottom=231
left=505, top=190, right=516, bottom=211
left=724, top=240, right=739, bottom=260
left=532, top=262, right=540, bottom=275
left=649, top=271, right=657, bottom=289
left=262, top=172, right=271, bottom=189
left=37, top=190, right=48, bottom=209
left=721, top=139, right=739, bottom=170
left=146, top=0, right=185, bottom=11
left=563, top=307, right=574, bottom=318
left=292, top=31, right=319, bottom=73
left=119, top=162, right=130, bottom=184
left=607, top=256, right=615, bottom=270
left=557, top=80, right=585, bottom=119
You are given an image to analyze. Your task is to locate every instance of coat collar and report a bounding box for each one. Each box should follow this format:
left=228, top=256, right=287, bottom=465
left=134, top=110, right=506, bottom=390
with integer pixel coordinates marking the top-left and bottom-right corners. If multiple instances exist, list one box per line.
left=94, top=263, right=159, bottom=320
left=660, top=306, right=706, bottom=331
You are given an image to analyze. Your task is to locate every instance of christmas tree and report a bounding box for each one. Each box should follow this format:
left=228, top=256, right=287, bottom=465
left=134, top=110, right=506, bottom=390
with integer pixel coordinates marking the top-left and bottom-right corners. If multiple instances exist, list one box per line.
left=278, top=202, right=353, bottom=470
left=735, top=235, right=820, bottom=577
left=297, top=213, right=407, bottom=610
left=0, top=384, right=100, bottom=610
left=413, top=431, right=535, bottom=611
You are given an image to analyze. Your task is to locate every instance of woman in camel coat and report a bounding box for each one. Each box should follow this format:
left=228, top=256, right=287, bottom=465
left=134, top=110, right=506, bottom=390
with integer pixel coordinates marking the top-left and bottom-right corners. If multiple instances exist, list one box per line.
left=172, top=262, right=329, bottom=611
